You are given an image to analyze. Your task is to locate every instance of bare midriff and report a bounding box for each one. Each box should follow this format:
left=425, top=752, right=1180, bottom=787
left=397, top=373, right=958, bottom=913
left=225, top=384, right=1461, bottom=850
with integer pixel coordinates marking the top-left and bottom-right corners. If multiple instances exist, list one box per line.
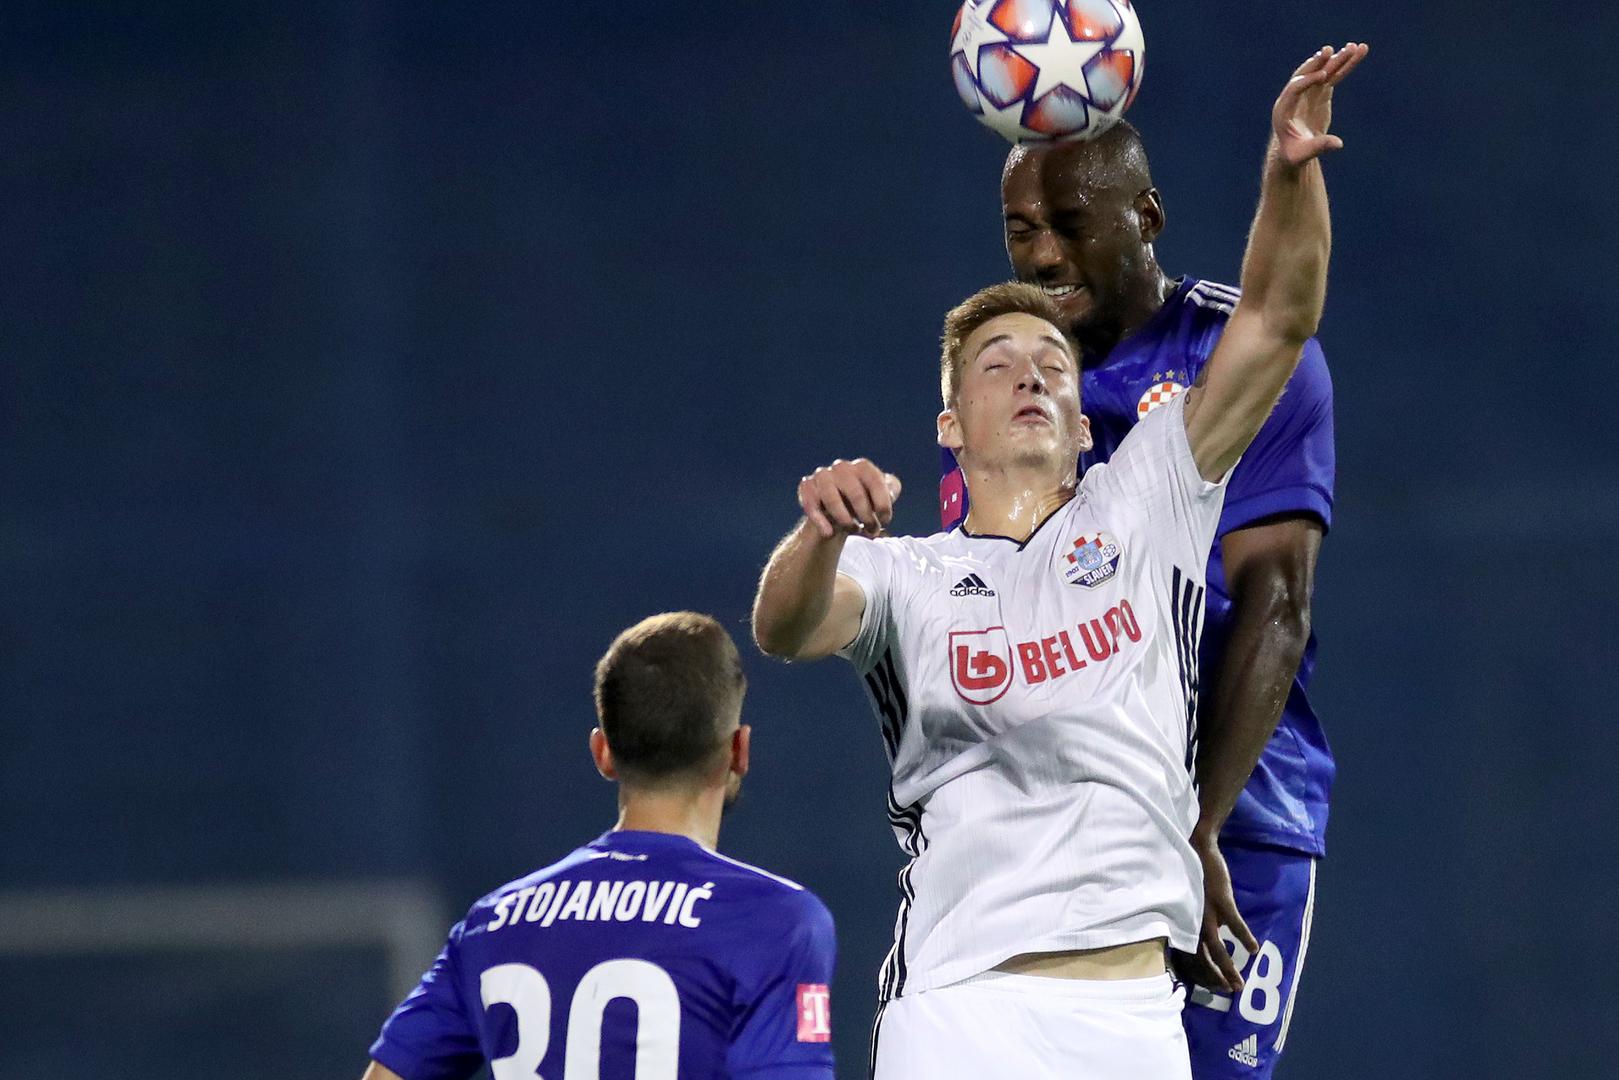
left=993, top=937, right=1167, bottom=980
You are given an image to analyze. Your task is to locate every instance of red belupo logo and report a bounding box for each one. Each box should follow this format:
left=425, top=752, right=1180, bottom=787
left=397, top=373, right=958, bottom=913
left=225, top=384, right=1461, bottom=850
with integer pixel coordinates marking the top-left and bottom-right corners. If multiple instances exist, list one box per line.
left=948, top=627, right=1014, bottom=705
left=796, top=983, right=831, bottom=1043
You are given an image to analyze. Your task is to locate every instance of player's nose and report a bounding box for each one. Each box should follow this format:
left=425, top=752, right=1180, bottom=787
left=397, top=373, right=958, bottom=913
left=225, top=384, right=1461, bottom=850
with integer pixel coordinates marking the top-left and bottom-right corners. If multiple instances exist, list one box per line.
left=1014, top=358, right=1048, bottom=394
left=1023, top=230, right=1068, bottom=278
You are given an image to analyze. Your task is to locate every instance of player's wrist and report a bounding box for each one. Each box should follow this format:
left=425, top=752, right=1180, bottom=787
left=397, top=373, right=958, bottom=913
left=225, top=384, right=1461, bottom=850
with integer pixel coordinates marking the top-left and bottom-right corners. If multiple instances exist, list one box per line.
left=798, top=519, right=859, bottom=552
left=1262, top=141, right=1315, bottom=184
left=1190, top=819, right=1225, bottom=850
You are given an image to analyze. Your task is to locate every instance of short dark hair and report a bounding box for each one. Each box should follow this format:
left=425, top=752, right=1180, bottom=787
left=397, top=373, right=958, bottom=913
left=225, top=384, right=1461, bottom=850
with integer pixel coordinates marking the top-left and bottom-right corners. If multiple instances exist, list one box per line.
left=940, top=282, right=1080, bottom=404
left=593, top=612, right=746, bottom=786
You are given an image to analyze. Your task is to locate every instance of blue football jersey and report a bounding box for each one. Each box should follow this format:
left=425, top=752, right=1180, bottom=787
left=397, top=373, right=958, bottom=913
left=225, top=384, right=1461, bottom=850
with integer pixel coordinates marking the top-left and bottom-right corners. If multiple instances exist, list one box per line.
left=939, top=278, right=1335, bottom=856
left=370, top=830, right=837, bottom=1080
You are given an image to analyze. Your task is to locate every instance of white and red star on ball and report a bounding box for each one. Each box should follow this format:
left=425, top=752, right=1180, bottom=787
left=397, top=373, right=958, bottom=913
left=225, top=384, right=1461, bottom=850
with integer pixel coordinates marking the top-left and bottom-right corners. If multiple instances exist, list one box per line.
left=1012, top=8, right=1109, bottom=104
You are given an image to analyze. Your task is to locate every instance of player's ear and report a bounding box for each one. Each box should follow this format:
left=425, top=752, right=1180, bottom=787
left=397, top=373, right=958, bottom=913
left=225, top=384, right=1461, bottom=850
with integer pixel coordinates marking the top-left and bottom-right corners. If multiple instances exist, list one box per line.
left=937, top=408, right=963, bottom=452
left=731, top=725, right=751, bottom=779
left=589, top=727, right=617, bottom=781
left=1076, top=413, right=1093, bottom=454
left=1136, top=188, right=1165, bottom=242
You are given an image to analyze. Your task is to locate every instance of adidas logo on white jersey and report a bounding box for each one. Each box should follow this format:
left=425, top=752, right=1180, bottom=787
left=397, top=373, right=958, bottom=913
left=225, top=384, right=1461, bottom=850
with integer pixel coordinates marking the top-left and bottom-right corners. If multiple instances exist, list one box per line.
left=949, top=574, right=995, bottom=597
left=1227, top=1033, right=1260, bottom=1068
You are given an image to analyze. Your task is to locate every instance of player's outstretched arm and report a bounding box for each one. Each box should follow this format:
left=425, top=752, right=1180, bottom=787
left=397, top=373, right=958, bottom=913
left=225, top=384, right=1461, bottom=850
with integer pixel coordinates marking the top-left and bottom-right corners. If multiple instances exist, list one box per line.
left=1183, top=42, right=1367, bottom=481
left=752, top=459, right=900, bottom=661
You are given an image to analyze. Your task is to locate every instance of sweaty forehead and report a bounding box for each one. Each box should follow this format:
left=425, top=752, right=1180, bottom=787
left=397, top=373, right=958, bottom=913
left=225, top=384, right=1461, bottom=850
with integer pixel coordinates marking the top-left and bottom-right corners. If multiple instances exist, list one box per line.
left=967, top=312, right=1072, bottom=359
left=1003, top=139, right=1137, bottom=212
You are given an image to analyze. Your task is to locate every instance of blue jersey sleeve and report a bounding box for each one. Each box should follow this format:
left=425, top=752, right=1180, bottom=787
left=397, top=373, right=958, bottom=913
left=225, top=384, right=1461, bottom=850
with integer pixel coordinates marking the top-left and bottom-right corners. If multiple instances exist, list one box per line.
left=369, top=921, right=484, bottom=1080
left=726, top=891, right=837, bottom=1079
left=1217, top=337, right=1335, bottom=537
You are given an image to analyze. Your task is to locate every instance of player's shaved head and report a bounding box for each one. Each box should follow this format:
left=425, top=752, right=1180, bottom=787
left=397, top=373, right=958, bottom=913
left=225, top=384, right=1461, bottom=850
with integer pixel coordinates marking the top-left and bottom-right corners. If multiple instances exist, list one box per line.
left=593, top=612, right=746, bottom=788
left=1003, top=120, right=1154, bottom=200
left=1001, top=119, right=1169, bottom=357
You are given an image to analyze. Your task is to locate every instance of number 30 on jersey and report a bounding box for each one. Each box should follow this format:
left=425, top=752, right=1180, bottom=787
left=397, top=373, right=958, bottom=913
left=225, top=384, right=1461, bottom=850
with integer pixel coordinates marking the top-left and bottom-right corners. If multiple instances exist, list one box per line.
left=480, top=959, right=679, bottom=1080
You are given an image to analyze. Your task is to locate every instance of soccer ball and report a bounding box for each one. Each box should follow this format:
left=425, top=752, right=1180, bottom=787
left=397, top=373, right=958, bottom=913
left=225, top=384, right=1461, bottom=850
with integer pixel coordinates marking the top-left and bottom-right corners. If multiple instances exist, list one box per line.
left=950, top=0, right=1146, bottom=143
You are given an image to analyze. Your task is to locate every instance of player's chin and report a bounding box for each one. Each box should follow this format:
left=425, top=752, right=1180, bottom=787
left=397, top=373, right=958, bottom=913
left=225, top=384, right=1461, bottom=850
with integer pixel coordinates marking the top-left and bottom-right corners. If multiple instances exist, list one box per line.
left=1007, top=440, right=1064, bottom=470
left=1007, top=419, right=1059, bottom=442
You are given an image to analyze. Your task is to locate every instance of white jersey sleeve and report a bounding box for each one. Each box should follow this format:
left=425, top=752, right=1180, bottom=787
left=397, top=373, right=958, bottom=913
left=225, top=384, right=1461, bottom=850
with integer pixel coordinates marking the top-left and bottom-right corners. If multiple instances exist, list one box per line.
left=1082, top=391, right=1229, bottom=572
left=835, top=536, right=911, bottom=671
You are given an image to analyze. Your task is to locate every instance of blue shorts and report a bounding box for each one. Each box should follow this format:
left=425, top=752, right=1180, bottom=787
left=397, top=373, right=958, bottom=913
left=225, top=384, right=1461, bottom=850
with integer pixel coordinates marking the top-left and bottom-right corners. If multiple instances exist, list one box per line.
left=1182, top=842, right=1319, bottom=1080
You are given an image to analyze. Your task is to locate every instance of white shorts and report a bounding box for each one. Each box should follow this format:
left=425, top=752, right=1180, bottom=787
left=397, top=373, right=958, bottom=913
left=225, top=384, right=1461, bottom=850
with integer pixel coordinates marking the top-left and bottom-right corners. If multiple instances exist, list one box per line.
left=872, top=971, right=1191, bottom=1080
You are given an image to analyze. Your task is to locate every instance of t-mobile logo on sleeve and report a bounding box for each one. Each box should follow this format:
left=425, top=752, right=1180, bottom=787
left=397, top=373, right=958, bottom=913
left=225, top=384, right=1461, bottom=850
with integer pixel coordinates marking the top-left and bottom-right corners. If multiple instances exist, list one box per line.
left=796, top=983, right=832, bottom=1043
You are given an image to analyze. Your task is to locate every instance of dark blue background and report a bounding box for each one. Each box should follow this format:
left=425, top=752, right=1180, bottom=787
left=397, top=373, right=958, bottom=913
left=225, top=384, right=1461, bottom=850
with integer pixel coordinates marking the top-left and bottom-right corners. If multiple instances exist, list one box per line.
left=5, top=2, right=1616, bottom=1077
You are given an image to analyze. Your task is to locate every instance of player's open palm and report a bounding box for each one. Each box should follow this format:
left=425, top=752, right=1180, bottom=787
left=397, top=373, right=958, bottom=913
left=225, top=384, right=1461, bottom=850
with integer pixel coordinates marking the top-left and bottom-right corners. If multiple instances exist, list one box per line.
left=1273, top=42, right=1369, bottom=167
left=799, top=458, right=902, bottom=539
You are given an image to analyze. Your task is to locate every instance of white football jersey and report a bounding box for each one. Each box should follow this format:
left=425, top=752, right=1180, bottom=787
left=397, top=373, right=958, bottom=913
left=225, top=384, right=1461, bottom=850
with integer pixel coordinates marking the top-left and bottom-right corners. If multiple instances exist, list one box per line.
left=837, top=394, right=1228, bottom=999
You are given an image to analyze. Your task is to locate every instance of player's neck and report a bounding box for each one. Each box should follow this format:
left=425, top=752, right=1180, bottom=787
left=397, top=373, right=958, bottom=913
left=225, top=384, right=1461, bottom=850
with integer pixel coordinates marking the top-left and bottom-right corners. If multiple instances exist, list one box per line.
left=960, top=466, right=1077, bottom=542
left=1075, top=269, right=1174, bottom=363
left=613, top=787, right=724, bottom=851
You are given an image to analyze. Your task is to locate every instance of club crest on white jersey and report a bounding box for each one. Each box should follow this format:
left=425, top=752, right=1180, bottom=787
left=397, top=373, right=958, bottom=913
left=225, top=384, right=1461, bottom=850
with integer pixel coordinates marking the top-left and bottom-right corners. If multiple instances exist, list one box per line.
left=1062, top=531, right=1123, bottom=587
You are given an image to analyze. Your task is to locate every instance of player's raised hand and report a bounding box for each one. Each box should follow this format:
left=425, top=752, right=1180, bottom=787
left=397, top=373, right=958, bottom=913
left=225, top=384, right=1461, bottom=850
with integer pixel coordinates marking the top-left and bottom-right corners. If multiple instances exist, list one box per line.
left=798, top=459, right=902, bottom=539
left=1272, top=42, right=1369, bottom=167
